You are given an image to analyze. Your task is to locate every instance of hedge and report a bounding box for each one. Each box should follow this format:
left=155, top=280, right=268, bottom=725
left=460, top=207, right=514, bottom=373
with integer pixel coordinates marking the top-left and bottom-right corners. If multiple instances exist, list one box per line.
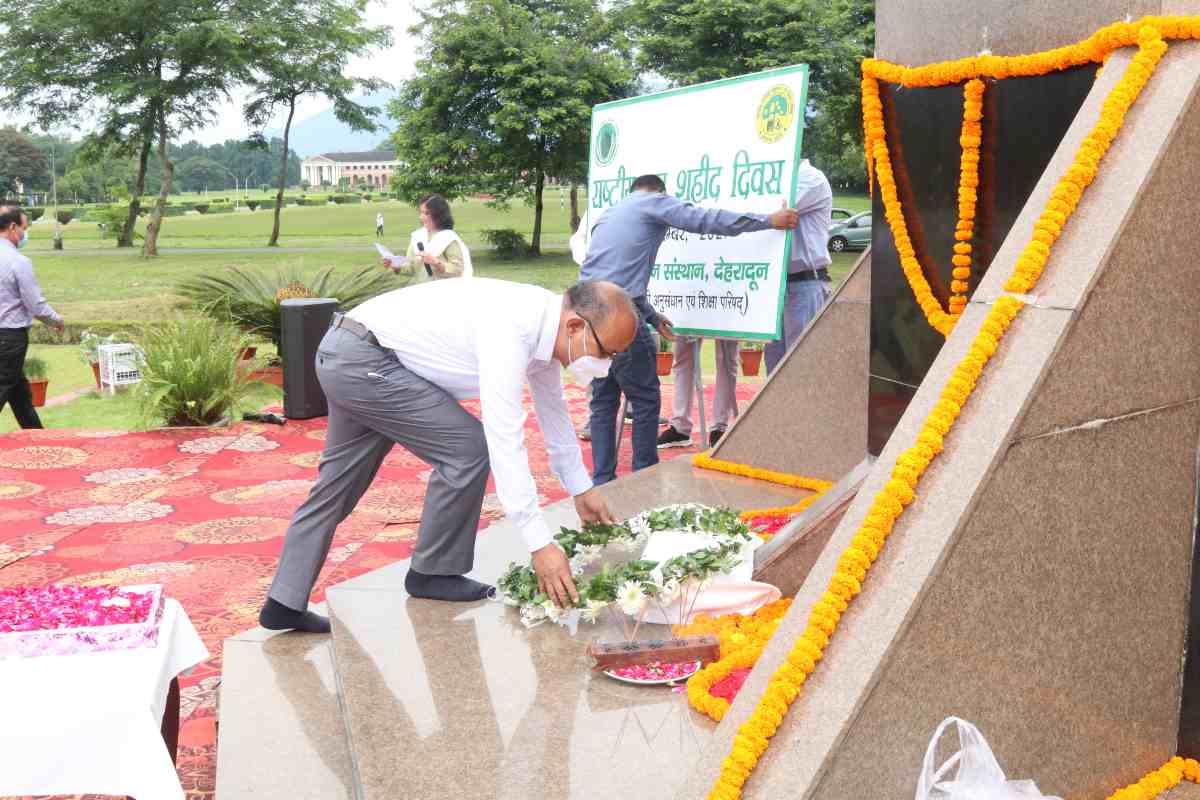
left=194, top=203, right=210, bottom=214
left=26, top=207, right=45, bottom=222
left=29, top=320, right=165, bottom=345
left=206, top=203, right=235, bottom=214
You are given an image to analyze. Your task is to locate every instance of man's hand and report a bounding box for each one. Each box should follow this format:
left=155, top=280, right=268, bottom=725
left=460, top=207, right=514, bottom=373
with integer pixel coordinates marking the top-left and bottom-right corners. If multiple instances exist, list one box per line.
left=532, top=543, right=579, bottom=608
left=52, top=320, right=65, bottom=334
left=574, top=487, right=615, bottom=525
left=655, top=316, right=676, bottom=342
left=768, top=203, right=801, bottom=230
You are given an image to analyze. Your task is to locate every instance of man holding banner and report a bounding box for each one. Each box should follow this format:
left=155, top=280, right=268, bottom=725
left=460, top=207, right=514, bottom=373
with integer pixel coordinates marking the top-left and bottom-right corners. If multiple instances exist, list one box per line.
left=580, top=174, right=799, bottom=485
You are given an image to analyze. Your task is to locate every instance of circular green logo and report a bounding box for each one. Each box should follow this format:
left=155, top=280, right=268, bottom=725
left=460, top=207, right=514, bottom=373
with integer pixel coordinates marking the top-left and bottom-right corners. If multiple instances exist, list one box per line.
left=595, top=121, right=619, bottom=166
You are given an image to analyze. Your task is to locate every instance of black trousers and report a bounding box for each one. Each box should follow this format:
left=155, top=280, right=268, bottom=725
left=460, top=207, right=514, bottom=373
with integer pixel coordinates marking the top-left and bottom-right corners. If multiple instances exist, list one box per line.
left=0, top=327, right=42, bottom=429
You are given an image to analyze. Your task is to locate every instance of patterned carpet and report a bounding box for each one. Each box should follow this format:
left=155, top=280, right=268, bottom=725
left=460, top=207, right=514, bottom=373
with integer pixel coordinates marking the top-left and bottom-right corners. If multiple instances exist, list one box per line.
left=0, top=380, right=760, bottom=800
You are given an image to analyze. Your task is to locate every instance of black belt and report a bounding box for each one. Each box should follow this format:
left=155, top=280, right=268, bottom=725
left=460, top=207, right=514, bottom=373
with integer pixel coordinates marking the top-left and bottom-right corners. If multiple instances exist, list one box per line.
left=787, top=268, right=830, bottom=283
left=331, top=314, right=380, bottom=346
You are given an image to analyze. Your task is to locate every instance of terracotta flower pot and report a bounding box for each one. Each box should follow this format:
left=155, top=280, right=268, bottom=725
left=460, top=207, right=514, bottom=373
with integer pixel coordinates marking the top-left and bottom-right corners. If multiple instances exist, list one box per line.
left=249, top=366, right=284, bottom=387
left=90, top=361, right=101, bottom=389
left=739, top=349, right=763, bottom=377
left=28, top=378, right=48, bottom=407
left=239, top=346, right=258, bottom=360
left=655, top=351, right=674, bottom=376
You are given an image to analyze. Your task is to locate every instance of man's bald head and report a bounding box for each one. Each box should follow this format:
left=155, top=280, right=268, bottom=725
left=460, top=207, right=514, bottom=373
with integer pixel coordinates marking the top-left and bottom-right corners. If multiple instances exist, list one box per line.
left=555, top=280, right=639, bottom=366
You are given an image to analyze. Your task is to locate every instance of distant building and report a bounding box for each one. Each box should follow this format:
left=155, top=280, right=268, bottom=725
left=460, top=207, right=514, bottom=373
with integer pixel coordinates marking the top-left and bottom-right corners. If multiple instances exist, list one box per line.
left=301, top=151, right=398, bottom=189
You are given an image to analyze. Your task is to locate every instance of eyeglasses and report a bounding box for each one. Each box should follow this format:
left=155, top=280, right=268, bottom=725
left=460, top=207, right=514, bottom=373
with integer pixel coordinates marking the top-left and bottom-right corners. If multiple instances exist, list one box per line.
left=576, top=313, right=616, bottom=358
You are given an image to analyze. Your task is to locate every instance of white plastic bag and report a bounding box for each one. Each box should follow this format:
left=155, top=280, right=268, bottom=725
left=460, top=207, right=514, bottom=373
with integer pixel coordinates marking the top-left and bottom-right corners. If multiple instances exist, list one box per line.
left=915, top=717, right=1062, bottom=800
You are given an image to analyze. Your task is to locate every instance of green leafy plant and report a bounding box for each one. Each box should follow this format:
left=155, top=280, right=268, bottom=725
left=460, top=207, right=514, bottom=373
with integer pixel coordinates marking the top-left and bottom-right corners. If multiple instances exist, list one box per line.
left=136, top=316, right=255, bottom=427
left=482, top=228, right=529, bottom=259
left=23, top=356, right=48, bottom=380
left=658, top=334, right=673, bottom=353
left=247, top=201, right=260, bottom=212
left=739, top=341, right=764, bottom=351
left=178, top=264, right=409, bottom=355
left=193, top=203, right=210, bottom=214
left=78, top=329, right=123, bottom=365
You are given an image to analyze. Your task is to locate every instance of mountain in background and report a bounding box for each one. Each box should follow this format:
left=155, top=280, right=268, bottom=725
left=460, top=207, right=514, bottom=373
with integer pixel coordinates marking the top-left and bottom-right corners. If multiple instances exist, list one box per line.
left=274, top=91, right=398, bottom=158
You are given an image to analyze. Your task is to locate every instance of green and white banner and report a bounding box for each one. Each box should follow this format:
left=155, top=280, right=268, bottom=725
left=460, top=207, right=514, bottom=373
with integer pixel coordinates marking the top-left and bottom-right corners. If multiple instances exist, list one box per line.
left=585, top=64, right=809, bottom=340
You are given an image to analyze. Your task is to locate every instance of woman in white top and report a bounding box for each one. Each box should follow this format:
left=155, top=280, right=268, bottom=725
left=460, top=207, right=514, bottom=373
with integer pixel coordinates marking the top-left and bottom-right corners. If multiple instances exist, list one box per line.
left=381, top=194, right=473, bottom=280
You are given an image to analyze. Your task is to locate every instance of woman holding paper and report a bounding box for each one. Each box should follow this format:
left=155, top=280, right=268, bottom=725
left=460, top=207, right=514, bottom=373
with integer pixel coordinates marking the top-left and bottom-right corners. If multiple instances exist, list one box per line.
left=379, top=194, right=473, bottom=280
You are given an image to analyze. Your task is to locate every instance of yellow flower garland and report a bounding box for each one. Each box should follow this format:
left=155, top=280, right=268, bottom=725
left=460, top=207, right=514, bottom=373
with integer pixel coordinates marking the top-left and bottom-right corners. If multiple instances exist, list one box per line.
left=706, top=22, right=1170, bottom=800
left=691, top=452, right=834, bottom=521
left=674, top=599, right=793, bottom=721
left=1104, top=756, right=1200, bottom=800
left=863, top=76, right=985, bottom=332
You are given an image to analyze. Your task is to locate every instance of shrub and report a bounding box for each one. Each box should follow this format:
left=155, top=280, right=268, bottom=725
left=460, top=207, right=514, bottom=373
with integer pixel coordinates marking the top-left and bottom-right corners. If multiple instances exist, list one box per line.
left=247, top=201, right=260, bottom=212
left=162, top=206, right=188, bottom=217
left=482, top=228, right=529, bottom=259
left=136, top=317, right=256, bottom=427
left=207, top=203, right=235, bottom=214
left=194, top=203, right=210, bottom=214
left=55, top=209, right=77, bottom=225
left=23, top=356, right=48, bottom=380
left=26, top=207, right=45, bottom=222
left=363, top=193, right=373, bottom=202
left=178, top=264, right=411, bottom=353
left=330, top=194, right=356, bottom=204
left=31, top=321, right=153, bottom=346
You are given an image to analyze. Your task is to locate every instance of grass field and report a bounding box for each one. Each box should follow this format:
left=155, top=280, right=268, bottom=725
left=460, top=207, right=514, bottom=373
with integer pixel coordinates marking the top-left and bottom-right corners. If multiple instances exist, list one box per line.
left=4, top=193, right=871, bottom=432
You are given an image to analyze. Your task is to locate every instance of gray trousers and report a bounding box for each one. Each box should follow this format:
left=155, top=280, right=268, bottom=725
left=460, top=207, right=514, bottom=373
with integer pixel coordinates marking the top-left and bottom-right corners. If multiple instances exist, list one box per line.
left=670, top=336, right=739, bottom=435
left=267, top=327, right=490, bottom=611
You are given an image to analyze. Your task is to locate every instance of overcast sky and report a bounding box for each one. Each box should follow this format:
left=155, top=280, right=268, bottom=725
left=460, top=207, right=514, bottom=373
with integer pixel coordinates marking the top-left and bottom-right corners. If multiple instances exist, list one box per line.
left=7, top=0, right=419, bottom=146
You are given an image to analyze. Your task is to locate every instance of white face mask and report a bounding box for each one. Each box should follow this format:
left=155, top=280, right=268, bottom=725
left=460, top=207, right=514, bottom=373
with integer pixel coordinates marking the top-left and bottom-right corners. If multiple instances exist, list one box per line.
left=566, top=321, right=612, bottom=385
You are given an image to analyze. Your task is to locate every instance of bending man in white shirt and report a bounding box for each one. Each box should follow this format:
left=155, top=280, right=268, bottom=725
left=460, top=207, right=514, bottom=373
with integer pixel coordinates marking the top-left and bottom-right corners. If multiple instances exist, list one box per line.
left=260, top=278, right=638, bottom=633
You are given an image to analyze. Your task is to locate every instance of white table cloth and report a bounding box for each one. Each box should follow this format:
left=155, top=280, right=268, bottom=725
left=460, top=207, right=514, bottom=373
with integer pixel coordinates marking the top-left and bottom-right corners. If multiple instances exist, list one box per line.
left=0, top=599, right=209, bottom=800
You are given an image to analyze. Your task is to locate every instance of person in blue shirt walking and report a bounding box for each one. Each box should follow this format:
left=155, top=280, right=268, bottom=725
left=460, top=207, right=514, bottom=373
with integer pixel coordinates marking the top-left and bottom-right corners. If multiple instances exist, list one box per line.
left=579, top=174, right=799, bottom=485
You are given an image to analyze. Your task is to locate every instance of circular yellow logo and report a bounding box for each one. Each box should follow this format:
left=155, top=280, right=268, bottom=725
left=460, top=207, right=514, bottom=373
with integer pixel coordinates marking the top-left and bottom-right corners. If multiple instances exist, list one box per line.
left=757, top=85, right=796, bottom=144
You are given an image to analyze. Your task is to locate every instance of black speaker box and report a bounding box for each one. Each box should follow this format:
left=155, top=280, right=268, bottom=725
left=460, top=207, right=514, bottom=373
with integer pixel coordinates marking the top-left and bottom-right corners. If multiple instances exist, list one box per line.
left=280, top=298, right=338, bottom=419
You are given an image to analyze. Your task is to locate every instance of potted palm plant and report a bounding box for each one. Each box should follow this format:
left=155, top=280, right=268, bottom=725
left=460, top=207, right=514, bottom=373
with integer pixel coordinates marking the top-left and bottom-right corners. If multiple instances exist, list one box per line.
left=656, top=333, right=674, bottom=376
left=24, top=356, right=49, bottom=407
left=178, top=265, right=407, bottom=387
left=739, top=341, right=764, bottom=376
left=137, top=317, right=257, bottom=428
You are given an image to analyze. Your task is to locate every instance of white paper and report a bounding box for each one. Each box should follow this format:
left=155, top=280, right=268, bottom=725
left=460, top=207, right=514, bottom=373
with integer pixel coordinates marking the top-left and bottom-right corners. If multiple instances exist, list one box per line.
left=374, top=242, right=401, bottom=267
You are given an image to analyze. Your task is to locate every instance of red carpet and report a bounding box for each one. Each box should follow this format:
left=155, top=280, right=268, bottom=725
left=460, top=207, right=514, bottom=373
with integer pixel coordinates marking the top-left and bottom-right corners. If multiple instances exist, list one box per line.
left=0, top=380, right=760, bottom=800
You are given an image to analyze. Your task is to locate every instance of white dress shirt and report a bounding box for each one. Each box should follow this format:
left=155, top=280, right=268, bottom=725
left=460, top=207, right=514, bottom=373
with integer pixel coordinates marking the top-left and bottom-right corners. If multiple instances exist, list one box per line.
left=348, top=278, right=593, bottom=551
left=789, top=159, right=834, bottom=273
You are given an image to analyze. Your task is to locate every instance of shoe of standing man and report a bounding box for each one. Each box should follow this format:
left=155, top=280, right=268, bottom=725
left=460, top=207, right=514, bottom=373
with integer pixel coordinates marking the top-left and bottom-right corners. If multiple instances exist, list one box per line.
left=657, top=426, right=691, bottom=449
left=709, top=428, right=724, bottom=448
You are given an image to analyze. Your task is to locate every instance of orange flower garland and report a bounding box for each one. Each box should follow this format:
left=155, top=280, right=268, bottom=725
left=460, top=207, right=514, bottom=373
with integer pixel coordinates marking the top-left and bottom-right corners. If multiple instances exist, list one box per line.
left=706, top=23, right=1170, bottom=800
left=691, top=453, right=833, bottom=522
left=675, top=599, right=793, bottom=721
left=1104, top=757, right=1200, bottom=800
left=950, top=79, right=985, bottom=315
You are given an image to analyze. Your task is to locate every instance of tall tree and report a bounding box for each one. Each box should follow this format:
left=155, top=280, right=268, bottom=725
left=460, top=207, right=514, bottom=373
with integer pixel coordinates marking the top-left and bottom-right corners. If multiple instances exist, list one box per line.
left=620, top=0, right=874, bottom=190
left=390, top=0, right=635, bottom=254
left=0, top=128, right=49, bottom=197
left=243, top=0, right=390, bottom=247
left=0, top=0, right=250, bottom=254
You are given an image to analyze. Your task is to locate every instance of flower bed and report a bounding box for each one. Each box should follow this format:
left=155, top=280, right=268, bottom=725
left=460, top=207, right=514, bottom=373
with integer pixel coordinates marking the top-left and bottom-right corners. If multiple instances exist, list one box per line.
left=0, top=584, right=164, bottom=659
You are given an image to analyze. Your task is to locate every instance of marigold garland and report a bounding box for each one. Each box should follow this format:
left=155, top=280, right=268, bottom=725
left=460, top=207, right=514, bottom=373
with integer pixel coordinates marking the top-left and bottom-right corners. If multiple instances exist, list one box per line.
left=674, top=599, right=793, bottom=721
left=706, top=23, right=1170, bottom=800
left=1104, top=756, right=1200, bottom=800
left=691, top=452, right=834, bottom=522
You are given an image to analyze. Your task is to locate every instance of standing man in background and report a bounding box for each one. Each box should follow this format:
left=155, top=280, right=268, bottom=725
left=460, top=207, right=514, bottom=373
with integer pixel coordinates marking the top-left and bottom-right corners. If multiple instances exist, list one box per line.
left=579, top=174, right=799, bottom=485
left=657, top=336, right=739, bottom=449
left=0, top=206, right=64, bottom=429
left=376, top=211, right=385, bottom=239
left=764, top=159, right=833, bottom=374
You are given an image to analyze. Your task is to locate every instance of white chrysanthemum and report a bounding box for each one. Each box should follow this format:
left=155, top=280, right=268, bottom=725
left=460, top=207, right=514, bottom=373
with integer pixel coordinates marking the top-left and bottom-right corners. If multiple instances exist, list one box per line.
left=541, top=599, right=563, bottom=623
left=581, top=598, right=608, bottom=623
left=617, top=581, right=648, bottom=616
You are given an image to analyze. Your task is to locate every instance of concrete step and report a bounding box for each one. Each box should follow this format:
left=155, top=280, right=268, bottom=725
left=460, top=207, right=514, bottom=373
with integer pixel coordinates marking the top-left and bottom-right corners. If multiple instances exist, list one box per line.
left=215, top=624, right=355, bottom=800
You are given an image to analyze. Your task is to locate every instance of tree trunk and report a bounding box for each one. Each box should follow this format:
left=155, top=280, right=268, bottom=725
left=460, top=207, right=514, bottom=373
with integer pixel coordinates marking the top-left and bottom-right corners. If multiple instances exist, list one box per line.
left=119, top=118, right=154, bottom=248
left=268, top=98, right=296, bottom=247
left=530, top=165, right=545, bottom=257
left=569, top=183, right=580, bottom=232
left=141, top=111, right=173, bottom=258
